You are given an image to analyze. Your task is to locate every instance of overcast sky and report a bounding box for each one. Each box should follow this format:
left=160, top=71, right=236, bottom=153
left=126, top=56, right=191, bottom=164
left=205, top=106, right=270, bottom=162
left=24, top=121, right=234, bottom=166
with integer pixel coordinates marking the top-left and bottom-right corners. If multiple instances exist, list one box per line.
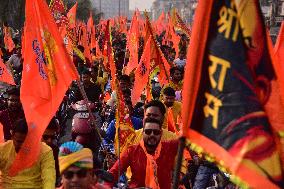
left=129, top=0, right=155, bottom=11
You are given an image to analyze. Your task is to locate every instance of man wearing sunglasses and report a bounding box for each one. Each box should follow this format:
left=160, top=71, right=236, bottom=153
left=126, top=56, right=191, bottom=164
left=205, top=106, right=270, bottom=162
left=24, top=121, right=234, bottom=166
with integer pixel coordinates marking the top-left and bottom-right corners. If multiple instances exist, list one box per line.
left=107, top=117, right=179, bottom=189
left=58, top=141, right=108, bottom=189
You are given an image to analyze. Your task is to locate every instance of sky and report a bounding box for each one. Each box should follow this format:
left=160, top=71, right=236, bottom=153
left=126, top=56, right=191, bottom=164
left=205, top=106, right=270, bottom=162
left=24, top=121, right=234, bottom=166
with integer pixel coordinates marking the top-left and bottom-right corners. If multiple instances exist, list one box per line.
left=129, top=0, right=155, bottom=11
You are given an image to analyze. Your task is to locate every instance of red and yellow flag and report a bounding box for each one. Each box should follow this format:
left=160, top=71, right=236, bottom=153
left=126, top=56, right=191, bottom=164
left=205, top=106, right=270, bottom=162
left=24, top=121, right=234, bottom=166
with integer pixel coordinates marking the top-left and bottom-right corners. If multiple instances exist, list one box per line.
left=0, top=57, right=15, bottom=85
left=125, top=10, right=139, bottom=75
left=182, top=0, right=283, bottom=188
left=67, top=2, right=78, bottom=29
left=49, top=0, right=68, bottom=27
left=3, top=26, right=15, bottom=52
left=9, top=0, right=78, bottom=176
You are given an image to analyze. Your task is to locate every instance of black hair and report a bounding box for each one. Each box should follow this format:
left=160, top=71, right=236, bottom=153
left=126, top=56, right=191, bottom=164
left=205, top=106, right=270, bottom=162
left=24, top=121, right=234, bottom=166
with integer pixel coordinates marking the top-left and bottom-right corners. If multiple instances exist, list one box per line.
left=80, top=67, right=91, bottom=75
left=144, top=100, right=166, bottom=116
left=46, top=118, right=59, bottom=131
left=170, top=66, right=182, bottom=76
left=163, top=87, right=176, bottom=97
left=12, top=119, right=28, bottom=134
left=118, top=74, right=130, bottom=83
left=6, top=87, right=20, bottom=97
left=122, top=88, right=131, bottom=97
left=91, top=66, right=99, bottom=74
left=143, top=117, right=162, bottom=128
left=77, top=45, right=85, bottom=52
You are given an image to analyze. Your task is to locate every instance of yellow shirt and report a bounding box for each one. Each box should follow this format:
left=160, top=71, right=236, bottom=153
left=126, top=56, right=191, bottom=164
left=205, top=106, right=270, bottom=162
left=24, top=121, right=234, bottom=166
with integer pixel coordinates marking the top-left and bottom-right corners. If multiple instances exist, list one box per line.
left=91, top=72, right=108, bottom=91
left=163, top=101, right=182, bottom=131
left=0, top=141, right=56, bottom=189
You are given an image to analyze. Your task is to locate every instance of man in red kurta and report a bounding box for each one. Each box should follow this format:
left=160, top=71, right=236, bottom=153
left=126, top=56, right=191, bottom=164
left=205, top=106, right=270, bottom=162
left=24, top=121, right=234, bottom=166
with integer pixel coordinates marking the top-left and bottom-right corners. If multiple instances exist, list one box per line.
left=107, top=117, right=179, bottom=189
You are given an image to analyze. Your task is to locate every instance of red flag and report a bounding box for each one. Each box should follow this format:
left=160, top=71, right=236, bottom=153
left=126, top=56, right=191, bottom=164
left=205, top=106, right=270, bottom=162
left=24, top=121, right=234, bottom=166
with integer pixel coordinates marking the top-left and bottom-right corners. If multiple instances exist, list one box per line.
left=131, top=37, right=151, bottom=105
left=0, top=57, right=15, bottom=85
left=165, top=14, right=180, bottom=58
left=9, top=0, right=78, bottom=176
left=182, top=0, right=283, bottom=188
left=274, top=21, right=284, bottom=65
left=3, top=26, right=15, bottom=52
left=172, top=9, right=191, bottom=38
left=67, top=2, right=78, bottom=29
left=125, top=10, right=139, bottom=75
left=0, top=122, right=4, bottom=143
left=49, top=0, right=68, bottom=27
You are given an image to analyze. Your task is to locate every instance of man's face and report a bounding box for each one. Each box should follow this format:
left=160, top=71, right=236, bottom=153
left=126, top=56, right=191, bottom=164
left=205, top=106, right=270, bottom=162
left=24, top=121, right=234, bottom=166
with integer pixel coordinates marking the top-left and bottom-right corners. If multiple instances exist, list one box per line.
left=119, top=80, right=130, bottom=91
left=7, top=94, right=21, bottom=111
left=62, top=166, right=94, bottom=189
left=144, top=106, right=164, bottom=123
left=163, top=95, right=175, bottom=107
left=81, top=74, right=91, bottom=85
left=143, top=122, right=162, bottom=153
left=42, top=128, right=57, bottom=148
left=172, top=70, right=183, bottom=82
left=12, top=132, right=27, bottom=153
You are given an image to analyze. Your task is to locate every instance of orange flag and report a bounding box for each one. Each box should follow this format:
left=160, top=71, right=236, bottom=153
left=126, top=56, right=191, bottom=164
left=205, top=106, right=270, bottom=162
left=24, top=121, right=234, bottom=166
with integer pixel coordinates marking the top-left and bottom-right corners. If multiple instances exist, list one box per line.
left=3, top=26, right=15, bottom=52
left=131, top=36, right=151, bottom=105
left=67, top=2, right=78, bottom=29
left=87, top=12, right=96, bottom=50
left=182, top=0, right=283, bottom=188
left=165, top=13, right=180, bottom=58
left=125, top=10, right=139, bottom=75
left=0, top=57, right=15, bottom=85
left=9, top=0, right=78, bottom=176
left=155, top=11, right=166, bottom=35
left=0, top=122, right=4, bottom=143
left=274, top=21, right=284, bottom=65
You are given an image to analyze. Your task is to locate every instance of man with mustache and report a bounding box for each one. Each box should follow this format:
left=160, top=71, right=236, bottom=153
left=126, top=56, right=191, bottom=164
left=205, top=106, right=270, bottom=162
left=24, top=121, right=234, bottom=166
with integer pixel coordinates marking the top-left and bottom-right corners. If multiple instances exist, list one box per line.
left=106, top=117, right=179, bottom=189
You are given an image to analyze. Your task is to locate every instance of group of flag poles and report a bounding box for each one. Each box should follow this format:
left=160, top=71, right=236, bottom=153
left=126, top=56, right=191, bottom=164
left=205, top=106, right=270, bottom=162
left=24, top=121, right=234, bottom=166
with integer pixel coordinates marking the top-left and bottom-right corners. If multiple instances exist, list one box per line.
left=0, top=0, right=283, bottom=188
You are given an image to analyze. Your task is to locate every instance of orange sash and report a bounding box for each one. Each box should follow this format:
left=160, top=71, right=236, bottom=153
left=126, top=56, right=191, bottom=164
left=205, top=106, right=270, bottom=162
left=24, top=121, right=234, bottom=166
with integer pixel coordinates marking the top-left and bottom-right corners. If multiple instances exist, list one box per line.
left=139, top=140, right=162, bottom=189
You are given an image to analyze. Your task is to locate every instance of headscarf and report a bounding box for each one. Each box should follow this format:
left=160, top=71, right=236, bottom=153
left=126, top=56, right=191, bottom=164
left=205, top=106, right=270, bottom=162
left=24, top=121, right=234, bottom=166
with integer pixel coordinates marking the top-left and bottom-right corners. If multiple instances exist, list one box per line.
left=58, top=141, right=93, bottom=173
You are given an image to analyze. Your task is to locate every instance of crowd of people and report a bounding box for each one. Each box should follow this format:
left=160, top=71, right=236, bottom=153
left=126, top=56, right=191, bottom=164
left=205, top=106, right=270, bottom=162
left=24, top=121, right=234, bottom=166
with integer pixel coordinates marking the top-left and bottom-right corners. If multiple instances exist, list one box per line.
left=0, top=8, right=242, bottom=189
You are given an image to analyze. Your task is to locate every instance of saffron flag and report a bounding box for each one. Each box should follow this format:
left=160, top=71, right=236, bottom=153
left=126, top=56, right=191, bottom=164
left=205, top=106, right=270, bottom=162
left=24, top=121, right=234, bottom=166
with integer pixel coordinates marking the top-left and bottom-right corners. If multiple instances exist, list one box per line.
left=0, top=123, right=4, bottom=143
left=274, top=21, right=284, bottom=66
left=182, top=0, right=284, bottom=188
left=131, top=36, right=151, bottom=106
left=67, top=2, right=78, bottom=29
left=9, top=0, right=78, bottom=176
left=172, top=9, right=191, bottom=38
left=3, top=26, right=15, bottom=52
left=49, top=0, right=68, bottom=27
left=87, top=12, right=96, bottom=50
left=125, top=10, right=139, bottom=75
left=0, top=57, right=15, bottom=85
left=155, top=11, right=166, bottom=35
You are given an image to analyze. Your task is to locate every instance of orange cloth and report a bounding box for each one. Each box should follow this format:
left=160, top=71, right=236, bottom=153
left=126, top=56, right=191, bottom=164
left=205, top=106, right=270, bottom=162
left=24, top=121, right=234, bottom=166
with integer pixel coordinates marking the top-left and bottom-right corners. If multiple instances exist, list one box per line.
left=139, top=140, right=161, bottom=189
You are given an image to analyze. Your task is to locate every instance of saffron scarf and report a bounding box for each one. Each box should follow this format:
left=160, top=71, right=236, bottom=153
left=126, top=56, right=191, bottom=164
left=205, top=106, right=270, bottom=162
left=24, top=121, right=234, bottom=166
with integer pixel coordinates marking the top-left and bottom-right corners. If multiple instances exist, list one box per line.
left=139, top=140, right=162, bottom=189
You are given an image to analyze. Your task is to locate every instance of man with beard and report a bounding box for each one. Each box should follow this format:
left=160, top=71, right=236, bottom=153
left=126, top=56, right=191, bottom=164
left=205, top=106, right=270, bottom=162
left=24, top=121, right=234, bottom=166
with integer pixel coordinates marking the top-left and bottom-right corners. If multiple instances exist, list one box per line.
left=160, top=67, right=184, bottom=102
left=106, top=117, right=179, bottom=189
left=0, top=87, right=25, bottom=140
left=162, top=87, right=182, bottom=133
left=0, top=119, right=56, bottom=188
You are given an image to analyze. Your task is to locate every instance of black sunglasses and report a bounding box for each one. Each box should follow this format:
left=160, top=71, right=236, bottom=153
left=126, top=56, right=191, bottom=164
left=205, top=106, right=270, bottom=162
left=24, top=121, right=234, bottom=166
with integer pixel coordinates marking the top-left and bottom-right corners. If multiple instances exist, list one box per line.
left=144, top=129, right=162, bottom=136
left=63, top=169, right=88, bottom=180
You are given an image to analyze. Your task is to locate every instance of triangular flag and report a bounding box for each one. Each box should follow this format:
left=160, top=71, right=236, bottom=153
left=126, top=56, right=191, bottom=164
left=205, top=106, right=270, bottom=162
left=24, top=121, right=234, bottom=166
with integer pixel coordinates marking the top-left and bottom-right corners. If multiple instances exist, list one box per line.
left=125, top=10, right=139, bottom=75
left=182, top=0, right=283, bottom=188
left=9, top=0, right=78, bottom=176
left=3, top=26, right=15, bottom=52
left=0, top=57, right=15, bottom=85
left=67, top=2, right=78, bottom=29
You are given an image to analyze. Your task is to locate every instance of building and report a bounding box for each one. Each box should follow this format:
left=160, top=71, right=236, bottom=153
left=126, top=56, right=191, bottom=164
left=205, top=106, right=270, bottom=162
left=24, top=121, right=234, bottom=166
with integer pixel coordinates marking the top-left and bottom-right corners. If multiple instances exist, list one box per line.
left=150, top=0, right=197, bottom=24
left=92, top=0, right=129, bottom=19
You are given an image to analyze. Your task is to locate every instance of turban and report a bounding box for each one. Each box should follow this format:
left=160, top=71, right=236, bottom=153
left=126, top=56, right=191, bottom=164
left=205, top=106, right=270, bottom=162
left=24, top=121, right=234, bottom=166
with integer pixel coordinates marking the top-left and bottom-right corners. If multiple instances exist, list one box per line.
left=59, top=141, right=93, bottom=173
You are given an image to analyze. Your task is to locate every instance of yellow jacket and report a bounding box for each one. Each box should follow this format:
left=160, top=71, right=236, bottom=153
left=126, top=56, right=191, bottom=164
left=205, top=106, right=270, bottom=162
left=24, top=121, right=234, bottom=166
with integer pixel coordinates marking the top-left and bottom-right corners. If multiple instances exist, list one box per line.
left=0, top=140, right=56, bottom=189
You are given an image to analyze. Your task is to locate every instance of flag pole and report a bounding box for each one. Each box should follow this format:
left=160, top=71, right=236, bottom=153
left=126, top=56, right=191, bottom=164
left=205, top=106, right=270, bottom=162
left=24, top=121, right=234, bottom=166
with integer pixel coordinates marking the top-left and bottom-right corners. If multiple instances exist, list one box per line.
left=75, top=80, right=103, bottom=142
left=172, top=136, right=186, bottom=189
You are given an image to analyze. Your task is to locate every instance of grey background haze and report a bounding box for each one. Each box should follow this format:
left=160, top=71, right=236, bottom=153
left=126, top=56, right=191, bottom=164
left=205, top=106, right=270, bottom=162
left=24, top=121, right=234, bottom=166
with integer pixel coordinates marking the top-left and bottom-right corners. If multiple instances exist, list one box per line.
left=129, top=0, right=155, bottom=11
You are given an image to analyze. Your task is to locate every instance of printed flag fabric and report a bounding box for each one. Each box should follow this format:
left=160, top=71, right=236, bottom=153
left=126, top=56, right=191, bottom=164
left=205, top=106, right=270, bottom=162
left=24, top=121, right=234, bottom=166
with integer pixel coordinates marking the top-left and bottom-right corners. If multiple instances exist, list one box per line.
left=9, top=0, right=78, bottom=176
left=0, top=57, right=15, bottom=85
left=182, top=0, right=284, bottom=188
left=49, top=0, right=68, bottom=27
